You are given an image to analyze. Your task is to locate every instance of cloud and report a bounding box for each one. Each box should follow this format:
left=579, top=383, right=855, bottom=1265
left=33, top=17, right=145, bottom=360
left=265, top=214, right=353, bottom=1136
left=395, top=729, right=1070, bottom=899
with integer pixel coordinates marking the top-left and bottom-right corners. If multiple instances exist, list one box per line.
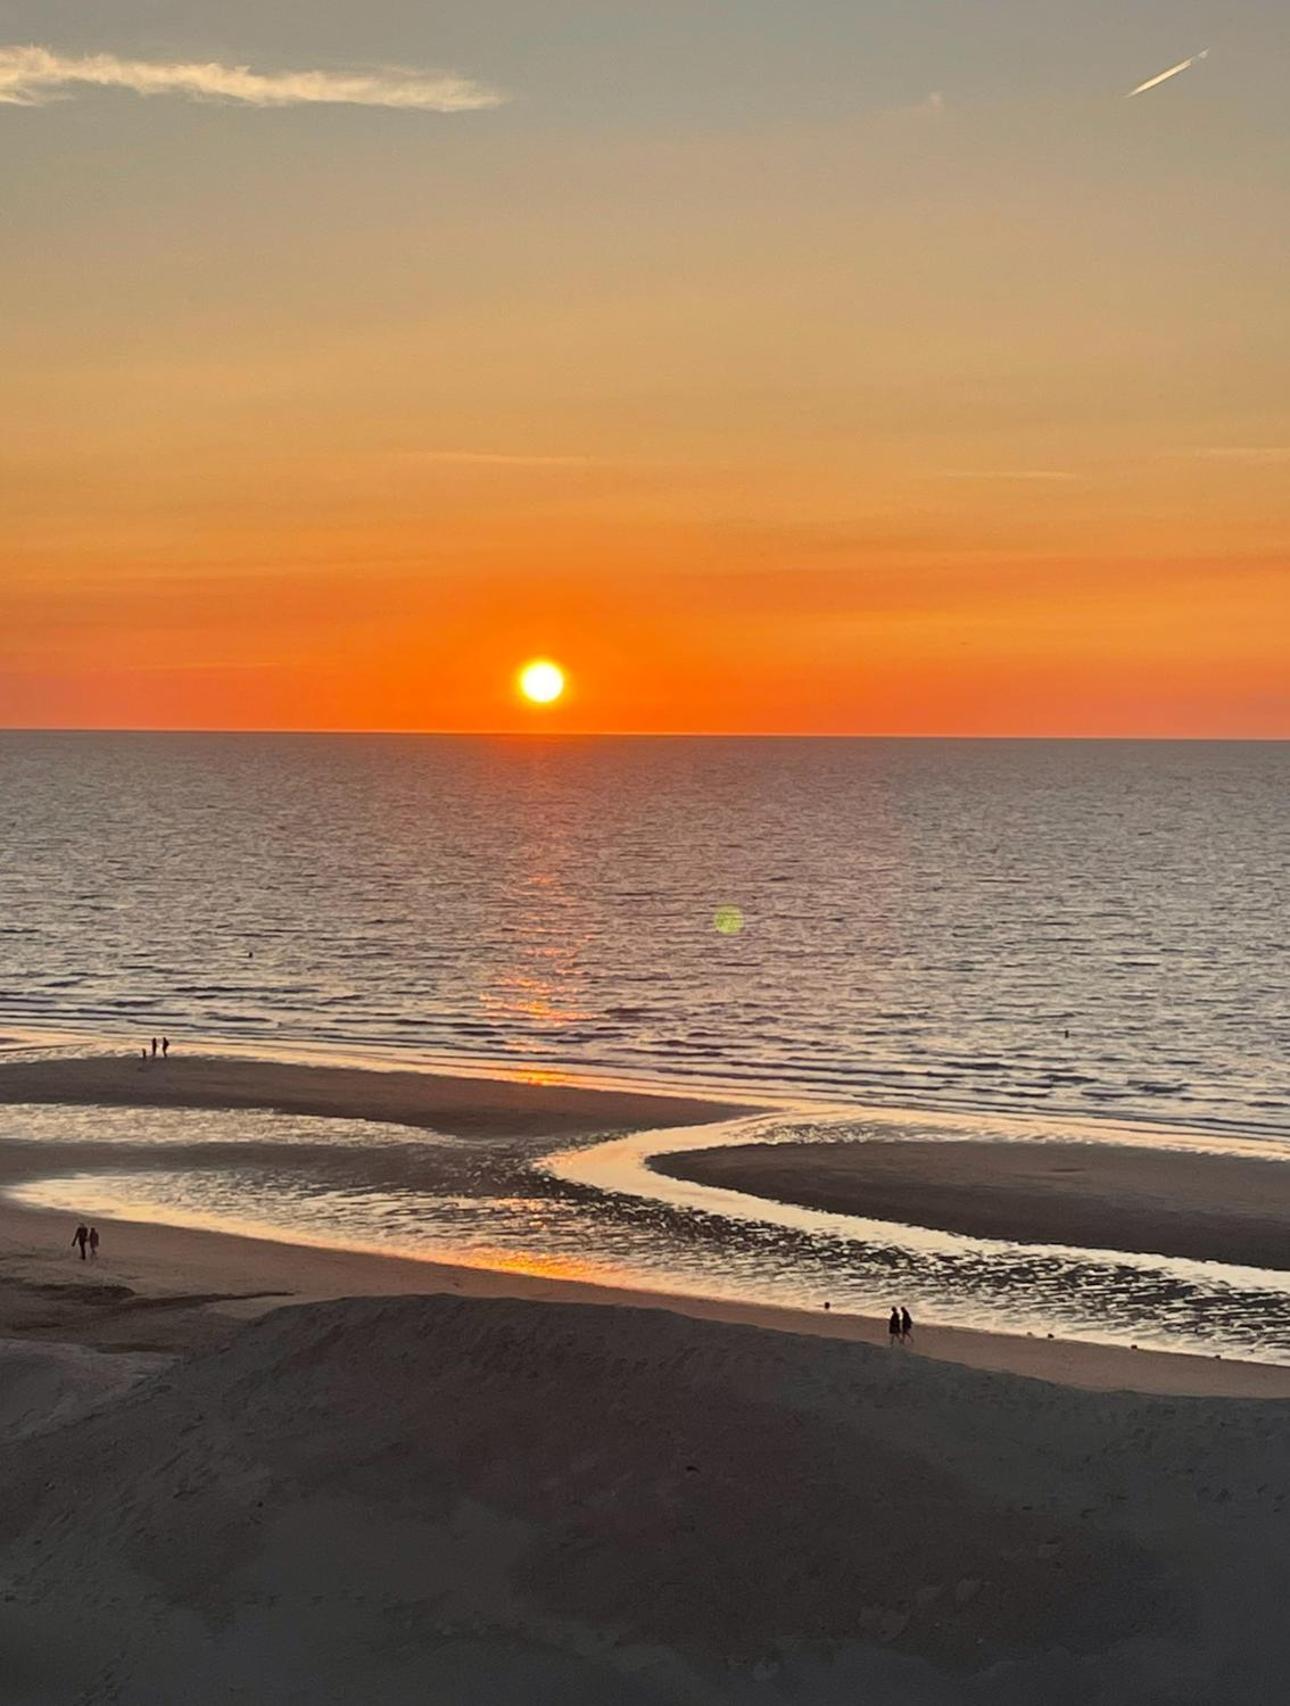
left=1187, top=447, right=1290, bottom=465
left=400, top=451, right=597, bottom=468
left=0, top=44, right=503, bottom=111
left=934, top=470, right=1078, bottom=482
left=1127, top=50, right=1208, bottom=98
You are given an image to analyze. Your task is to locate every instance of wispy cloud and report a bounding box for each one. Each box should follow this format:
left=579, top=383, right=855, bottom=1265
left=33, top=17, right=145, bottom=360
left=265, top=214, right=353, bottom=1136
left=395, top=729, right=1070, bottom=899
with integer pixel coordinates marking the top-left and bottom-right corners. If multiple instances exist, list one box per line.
left=1127, top=50, right=1208, bottom=98
left=1187, top=447, right=1290, bottom=465
left=934, top=470, right=1078, bottom=482
left=0, top=44, right=503, bottom=111
left=399, top=451, right=597, bottom=468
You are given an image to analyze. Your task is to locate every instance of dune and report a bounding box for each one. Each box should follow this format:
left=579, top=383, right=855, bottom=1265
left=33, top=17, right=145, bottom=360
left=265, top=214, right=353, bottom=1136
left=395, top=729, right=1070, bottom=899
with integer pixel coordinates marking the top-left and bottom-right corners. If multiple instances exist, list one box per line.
left=0, top=1339, right=165, bottom=1447
left=1, top=1294, right=1288, bottom=1704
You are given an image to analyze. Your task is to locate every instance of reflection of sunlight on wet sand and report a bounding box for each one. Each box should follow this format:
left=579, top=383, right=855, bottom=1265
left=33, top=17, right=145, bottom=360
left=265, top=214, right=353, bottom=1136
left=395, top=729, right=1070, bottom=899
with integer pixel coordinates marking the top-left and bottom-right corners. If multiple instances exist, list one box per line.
left=513, top=1067, right=572, bottom=1087
left=443, top=1246, right=623, bottom=1286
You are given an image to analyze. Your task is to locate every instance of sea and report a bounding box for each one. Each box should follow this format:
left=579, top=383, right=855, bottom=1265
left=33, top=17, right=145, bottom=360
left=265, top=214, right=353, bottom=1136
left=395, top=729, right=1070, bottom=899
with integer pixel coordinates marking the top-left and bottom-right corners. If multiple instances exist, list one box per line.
left=2, top=731, right=1289, bottom=1358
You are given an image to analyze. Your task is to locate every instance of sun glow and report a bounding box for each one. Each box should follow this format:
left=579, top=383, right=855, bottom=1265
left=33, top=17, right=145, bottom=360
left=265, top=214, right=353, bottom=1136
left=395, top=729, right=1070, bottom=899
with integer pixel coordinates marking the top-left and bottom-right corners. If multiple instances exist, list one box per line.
left=518, top=659, right=566, bottom=705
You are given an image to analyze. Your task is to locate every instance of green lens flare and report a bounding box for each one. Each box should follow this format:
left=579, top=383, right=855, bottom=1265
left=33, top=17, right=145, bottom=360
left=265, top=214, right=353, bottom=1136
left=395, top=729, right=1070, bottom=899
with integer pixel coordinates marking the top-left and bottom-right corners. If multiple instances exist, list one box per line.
left=713, top=905, right=744, bottom=936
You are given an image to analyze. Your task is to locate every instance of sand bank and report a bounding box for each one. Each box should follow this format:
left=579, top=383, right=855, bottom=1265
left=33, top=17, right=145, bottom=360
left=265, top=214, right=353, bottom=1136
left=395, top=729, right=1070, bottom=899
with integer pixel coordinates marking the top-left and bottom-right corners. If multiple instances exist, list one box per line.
left=656, top=1137, right=1290, bottom=1272
left=4, top=1292, right=1290, bottom=1704
left=0, top=1048, right=753, bottom=1140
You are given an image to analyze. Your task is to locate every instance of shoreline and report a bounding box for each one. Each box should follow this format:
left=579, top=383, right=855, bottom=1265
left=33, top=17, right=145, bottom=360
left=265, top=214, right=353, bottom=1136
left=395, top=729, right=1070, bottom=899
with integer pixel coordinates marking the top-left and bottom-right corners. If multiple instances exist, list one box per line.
left=3, top=1049, right=1290, bottom=1397
left=4, top=1194, right=1290, bottom=1398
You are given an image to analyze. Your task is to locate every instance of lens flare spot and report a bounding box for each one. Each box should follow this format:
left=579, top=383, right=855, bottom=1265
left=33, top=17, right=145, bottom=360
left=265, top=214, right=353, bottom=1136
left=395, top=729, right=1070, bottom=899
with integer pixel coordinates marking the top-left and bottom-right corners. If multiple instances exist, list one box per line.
left=713, top=904, right=744, bottom=936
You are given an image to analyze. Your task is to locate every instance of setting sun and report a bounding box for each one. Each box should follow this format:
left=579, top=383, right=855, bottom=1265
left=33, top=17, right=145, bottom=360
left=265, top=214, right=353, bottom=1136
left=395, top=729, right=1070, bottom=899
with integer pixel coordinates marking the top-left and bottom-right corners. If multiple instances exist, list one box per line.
left=518, top=659, right=566, bottom=705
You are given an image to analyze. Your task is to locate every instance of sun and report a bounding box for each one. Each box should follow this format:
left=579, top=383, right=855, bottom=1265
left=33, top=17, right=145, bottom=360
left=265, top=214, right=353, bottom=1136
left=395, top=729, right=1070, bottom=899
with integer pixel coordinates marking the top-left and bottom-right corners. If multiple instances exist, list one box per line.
left=518, top=658, right=566, bottom=705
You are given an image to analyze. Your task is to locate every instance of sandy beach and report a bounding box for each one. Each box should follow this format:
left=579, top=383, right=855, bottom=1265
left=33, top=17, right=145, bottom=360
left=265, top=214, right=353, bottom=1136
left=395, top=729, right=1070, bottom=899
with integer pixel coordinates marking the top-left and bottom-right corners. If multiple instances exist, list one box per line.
left=656, top=1136, right=1290, bottom=1272
left=2, top=1053, right=1290, bottom=1701
left=0, top=1048, right=753, bottom=1141
left=1, top=1049, right=1287, bottom=1395
left=3, top=1291, right=1290, bottom=1704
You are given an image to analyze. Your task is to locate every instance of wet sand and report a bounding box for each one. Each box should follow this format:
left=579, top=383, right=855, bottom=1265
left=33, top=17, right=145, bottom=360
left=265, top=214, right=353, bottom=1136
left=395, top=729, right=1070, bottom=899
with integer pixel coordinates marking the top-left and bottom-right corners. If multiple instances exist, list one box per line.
left=3, top=1052, right=1290, bottom=1396
left=4, top=1175, right=1290, bottom=1396
left=0, top=1048, right=754, bottom=1140
left=6, top=1058, right=1290, bottom=1701
left=655, top=1137, right=1290, bottom=1271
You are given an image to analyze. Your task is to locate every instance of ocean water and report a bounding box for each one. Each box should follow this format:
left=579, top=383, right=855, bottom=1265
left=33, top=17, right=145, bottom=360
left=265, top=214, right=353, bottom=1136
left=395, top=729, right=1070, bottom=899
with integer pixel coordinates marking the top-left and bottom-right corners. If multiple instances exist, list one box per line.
left=4, top=732, right=1290, bottom=1358
left=1, top=731, right=1287, bottom=1133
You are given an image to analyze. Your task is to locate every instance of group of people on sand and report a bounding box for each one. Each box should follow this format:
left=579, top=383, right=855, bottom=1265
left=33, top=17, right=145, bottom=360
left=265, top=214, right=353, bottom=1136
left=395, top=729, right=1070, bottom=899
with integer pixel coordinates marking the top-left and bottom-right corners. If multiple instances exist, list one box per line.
left=888, top=1306, right=914, bottom=1345
left=140, top=1035, right=171, bottom=1063
left=71, top=1223, right=100, bottom=1261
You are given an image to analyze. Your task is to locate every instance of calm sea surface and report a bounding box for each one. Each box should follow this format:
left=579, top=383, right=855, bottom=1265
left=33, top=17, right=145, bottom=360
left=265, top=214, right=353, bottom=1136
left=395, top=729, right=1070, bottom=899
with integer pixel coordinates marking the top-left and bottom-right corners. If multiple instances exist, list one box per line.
left=3, top=733, right=1289, bottom=1359
left=1, top=732, right=1287, bottom=1130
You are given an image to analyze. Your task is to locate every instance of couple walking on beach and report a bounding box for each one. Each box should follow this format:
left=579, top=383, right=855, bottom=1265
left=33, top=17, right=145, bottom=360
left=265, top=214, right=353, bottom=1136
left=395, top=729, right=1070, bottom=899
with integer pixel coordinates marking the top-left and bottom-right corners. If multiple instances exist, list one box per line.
left=888, top=1306, right=913, bottom=1346
left=71, top=1223, right=99, bottom=1261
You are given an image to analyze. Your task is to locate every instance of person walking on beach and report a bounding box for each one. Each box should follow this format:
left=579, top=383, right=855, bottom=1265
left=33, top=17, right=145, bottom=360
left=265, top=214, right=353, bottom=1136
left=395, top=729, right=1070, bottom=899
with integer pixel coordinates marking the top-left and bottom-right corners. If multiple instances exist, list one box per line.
left=88, top=1227, right=100, bottom=1260
left=150, top=1037, right=158, bottom=1058
left=888, top=1307, right=901, bottom=1345
left=161, top=1036, right=170, bottom=1058
left=900, top=1306, right=913, bottom=1345
left=72, top=1223, right=89, bottom=1261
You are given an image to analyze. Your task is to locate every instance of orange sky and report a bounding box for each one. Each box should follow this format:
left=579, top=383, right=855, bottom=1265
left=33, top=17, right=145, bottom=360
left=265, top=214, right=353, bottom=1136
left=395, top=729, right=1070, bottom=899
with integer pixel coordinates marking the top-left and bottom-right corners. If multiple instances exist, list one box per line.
left=4, top=3, right=1288, bottom=735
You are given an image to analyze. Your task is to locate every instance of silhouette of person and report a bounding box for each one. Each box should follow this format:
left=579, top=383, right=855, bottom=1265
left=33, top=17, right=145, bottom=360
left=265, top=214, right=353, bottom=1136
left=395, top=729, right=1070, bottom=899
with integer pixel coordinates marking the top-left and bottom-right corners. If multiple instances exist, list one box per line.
left=72, top=1223, right=89, bottom=1261
left=161, top=1036, right=170, bottom=1059
left=901, top=1306, right=913, bottom=1344
left=140, top=1046, right=148, bottom=1064
left=88, top=1227, right=100, bottom=1260
left=888, top=1307, right=901, bottom=1345
left=150, top=1037, right=158, bottom=1058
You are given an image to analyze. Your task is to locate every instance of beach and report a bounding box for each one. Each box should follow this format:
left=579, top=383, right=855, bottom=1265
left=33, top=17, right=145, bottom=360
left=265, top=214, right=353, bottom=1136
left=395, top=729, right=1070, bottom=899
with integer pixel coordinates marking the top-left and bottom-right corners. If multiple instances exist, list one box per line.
left=4, top=1052, right=1290, bottom=1702
left=4, top=1290, right=1290, bottom=1704
left=655, top=1137, right=1290, bottom=1272
left=0, top=1049, right=1287, bottom=1392
left=0, top=1048, right=753, bottom=1142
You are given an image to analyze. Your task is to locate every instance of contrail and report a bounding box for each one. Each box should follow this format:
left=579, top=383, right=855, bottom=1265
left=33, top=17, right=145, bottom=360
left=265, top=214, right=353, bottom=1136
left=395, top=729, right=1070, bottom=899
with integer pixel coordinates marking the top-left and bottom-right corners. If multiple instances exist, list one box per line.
left=1127, top=49, right=1208, bottom=98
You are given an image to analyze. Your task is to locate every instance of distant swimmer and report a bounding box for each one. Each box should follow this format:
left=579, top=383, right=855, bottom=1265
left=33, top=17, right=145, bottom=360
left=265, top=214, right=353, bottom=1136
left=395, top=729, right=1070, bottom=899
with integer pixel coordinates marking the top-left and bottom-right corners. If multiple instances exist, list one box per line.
left=888, top=1307, right=901, bottom=1345
left=72, top=1223, right=89, bottom=1261
left=901, top=1306, right=913, bottom=1345
left=88, top=1226, right=100, bottom=1260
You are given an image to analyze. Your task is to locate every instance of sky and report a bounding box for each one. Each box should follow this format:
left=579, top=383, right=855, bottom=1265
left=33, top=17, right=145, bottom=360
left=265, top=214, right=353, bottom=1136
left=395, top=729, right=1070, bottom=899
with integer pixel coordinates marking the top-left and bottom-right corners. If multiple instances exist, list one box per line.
left=2, top=0, right=1288, bottom=735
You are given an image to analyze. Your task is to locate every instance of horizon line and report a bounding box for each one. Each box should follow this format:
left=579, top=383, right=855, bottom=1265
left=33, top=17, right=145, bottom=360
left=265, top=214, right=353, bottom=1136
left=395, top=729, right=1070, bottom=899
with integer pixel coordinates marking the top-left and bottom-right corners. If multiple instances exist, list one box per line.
left=2, top=726, right=1288, bottom=744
